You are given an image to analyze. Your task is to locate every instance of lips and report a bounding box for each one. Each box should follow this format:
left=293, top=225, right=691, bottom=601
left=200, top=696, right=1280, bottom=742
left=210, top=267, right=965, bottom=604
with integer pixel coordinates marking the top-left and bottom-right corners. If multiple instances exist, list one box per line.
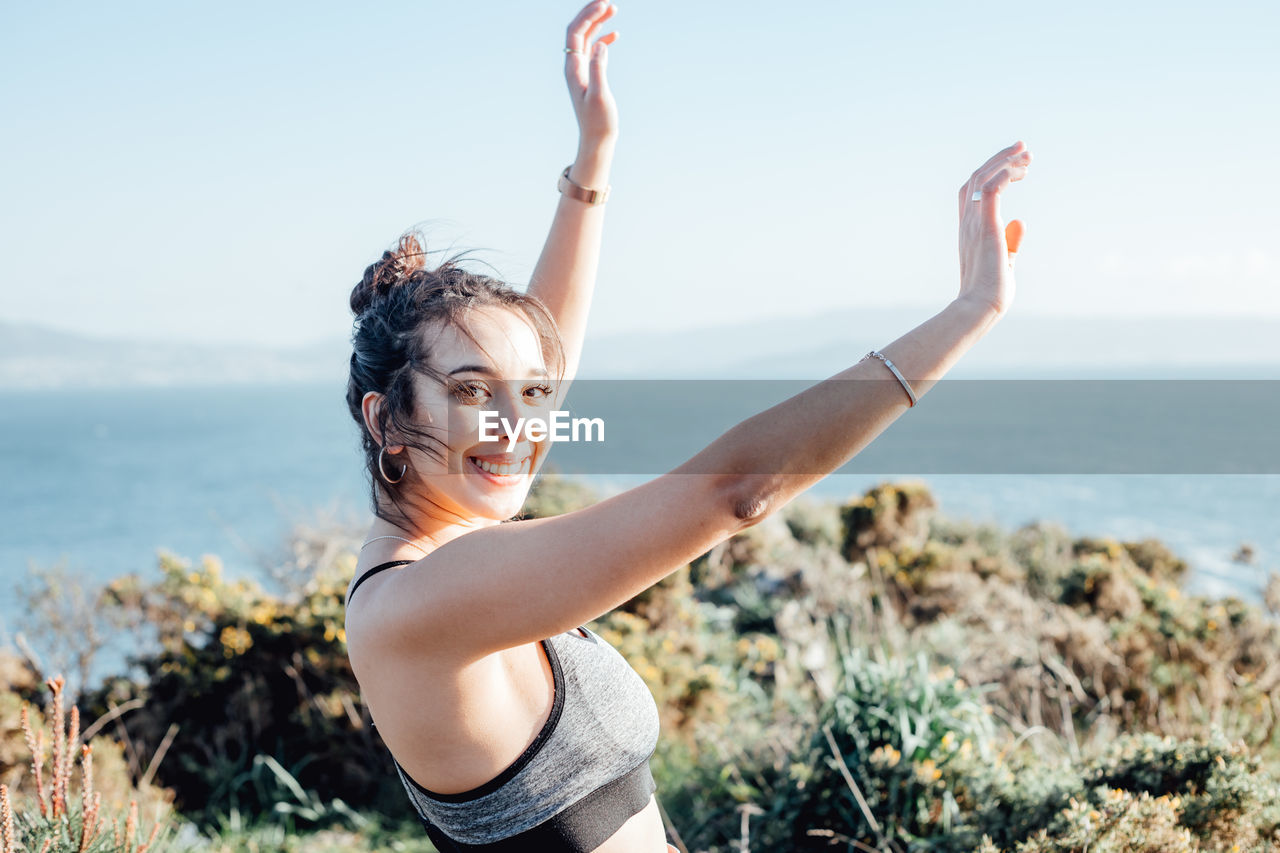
left=466, top=454, right=532, bottom=483
left=467, top=452, right=526, bottom=465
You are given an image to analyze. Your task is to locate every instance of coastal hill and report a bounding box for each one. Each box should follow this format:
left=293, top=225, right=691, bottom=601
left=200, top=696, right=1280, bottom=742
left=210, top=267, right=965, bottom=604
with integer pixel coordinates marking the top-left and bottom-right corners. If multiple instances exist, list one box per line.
left=0, top=320, right=351, bottom=390
left=3, top=309, right=1279, bottom=389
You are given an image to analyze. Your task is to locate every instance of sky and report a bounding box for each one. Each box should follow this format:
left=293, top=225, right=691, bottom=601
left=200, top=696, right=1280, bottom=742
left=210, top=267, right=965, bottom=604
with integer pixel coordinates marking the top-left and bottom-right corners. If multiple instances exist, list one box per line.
left=2, top=1, right=1278, bottom=348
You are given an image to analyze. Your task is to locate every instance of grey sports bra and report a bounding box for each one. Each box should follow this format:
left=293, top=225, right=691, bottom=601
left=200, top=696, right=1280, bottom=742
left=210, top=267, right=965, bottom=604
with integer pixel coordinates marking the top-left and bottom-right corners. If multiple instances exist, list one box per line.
left=346, top=560, right=662, bottom=852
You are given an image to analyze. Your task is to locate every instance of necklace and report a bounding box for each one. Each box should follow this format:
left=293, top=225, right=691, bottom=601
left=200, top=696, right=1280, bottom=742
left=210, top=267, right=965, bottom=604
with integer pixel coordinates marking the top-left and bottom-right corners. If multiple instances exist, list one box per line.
left=360, top=535, right=430, bottom=555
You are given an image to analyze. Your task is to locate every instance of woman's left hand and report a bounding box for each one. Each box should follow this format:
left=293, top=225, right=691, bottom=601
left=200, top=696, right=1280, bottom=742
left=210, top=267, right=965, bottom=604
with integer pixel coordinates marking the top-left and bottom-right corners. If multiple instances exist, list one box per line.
left=564, top=1, right=619, bottom=147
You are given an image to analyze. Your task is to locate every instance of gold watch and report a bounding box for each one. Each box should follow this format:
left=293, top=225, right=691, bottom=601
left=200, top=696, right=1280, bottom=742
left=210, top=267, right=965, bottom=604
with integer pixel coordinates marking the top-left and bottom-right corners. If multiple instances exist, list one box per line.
left=558, top=166, right=610, bottom=205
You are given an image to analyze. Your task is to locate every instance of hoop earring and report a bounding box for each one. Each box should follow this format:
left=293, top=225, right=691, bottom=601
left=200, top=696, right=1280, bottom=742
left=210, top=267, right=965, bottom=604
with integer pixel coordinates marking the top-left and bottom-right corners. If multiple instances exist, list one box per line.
left=378, top=446, right=407, bottom=484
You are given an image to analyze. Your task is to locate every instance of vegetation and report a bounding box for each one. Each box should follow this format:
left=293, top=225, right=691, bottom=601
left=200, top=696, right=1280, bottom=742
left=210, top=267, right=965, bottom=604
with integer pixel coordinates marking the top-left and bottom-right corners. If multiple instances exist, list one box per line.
left=3, top=474, right=1279, bottom=851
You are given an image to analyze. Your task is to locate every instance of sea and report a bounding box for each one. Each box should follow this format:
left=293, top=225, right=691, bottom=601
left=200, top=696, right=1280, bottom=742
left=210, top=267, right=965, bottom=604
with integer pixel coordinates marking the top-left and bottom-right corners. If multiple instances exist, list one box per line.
left=1, top=382, right=1277, bottom=688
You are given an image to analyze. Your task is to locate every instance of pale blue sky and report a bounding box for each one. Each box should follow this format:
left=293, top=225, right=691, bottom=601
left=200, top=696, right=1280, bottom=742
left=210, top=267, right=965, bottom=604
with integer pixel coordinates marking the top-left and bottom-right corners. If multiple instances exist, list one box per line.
left=3, top=1, right=1277, bottom=347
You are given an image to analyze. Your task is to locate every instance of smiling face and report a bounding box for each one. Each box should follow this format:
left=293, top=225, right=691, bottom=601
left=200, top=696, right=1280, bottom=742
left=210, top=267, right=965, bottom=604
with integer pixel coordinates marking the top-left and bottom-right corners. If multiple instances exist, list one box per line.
left=392, top=305, right=556, bottom=526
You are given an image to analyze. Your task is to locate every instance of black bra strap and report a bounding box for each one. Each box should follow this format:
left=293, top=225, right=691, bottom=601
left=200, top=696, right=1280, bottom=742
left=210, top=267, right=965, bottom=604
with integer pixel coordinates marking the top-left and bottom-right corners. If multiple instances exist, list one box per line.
left=346, top=560, right=416, bottom=606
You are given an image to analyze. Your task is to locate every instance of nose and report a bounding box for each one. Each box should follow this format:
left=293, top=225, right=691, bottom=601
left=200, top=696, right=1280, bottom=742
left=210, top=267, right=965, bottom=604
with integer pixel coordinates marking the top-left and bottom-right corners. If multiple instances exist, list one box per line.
left=490, top=387, right=523, bottom=431
left=472, top=387, right=527, bottom=450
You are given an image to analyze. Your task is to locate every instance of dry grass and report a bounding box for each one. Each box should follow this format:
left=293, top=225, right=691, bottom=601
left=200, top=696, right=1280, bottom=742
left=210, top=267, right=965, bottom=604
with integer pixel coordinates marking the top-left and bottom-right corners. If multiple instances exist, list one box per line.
left=1, top=677, right=165, bottom=853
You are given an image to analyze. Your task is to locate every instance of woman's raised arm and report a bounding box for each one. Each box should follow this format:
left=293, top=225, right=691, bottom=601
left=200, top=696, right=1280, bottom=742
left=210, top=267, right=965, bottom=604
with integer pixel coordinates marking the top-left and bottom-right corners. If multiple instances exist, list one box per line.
left=355, top=142, right=1033, bottom=663
left=526, top=0, right=620, bottom=387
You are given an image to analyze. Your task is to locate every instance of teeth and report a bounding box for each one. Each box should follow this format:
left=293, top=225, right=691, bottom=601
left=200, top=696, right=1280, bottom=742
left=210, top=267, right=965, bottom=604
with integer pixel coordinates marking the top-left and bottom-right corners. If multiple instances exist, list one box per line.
left=471, top=457, right=527, bottom=477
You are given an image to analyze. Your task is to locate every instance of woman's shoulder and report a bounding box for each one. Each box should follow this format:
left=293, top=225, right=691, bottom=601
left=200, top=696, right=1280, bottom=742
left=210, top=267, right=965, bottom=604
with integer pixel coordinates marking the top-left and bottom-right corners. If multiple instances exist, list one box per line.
left=345, top=555, right=418, bottom=609
left=343, top=550, right=513, bottom=679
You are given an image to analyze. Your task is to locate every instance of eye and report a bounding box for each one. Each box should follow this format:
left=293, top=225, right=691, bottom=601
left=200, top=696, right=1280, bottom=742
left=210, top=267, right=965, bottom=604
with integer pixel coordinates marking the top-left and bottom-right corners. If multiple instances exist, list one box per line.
left=452, top=381, right=490, bottom=403
left=524, top=382, right=555, bottom=400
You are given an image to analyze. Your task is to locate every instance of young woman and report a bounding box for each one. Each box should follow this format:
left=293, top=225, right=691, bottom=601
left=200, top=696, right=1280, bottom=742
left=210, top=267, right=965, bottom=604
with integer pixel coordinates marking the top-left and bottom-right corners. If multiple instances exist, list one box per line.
left=341, top=3, right=1033, bottom=850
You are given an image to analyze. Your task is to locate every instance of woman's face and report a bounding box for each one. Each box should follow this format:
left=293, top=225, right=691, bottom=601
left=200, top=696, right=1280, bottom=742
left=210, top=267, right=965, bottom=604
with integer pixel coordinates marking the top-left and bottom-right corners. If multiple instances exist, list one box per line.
left=395, top=306, right=555, bottom=525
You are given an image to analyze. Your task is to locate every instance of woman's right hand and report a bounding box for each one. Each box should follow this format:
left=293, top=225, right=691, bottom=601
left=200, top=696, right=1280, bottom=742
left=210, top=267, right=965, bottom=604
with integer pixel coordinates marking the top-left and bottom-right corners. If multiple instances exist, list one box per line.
left=564, top=0, right=619, bottom=150
left=956, top=140, right=1033, bottom=316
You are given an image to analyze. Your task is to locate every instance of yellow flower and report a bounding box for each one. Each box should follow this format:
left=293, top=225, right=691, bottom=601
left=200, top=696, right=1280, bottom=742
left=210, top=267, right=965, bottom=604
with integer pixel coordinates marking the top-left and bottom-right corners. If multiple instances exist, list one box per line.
left=220, top=626, right=252, bottom=656
left=250, top=603, right=276, bottom=625
left=941, top=732, right=955, bottom=750
left=914, top=758, right=941, bottom=782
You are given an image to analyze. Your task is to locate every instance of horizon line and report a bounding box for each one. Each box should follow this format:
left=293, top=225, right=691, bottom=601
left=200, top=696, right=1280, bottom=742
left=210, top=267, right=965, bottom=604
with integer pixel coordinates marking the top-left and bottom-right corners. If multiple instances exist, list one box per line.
left=7, top=306, right=1280, bottom=352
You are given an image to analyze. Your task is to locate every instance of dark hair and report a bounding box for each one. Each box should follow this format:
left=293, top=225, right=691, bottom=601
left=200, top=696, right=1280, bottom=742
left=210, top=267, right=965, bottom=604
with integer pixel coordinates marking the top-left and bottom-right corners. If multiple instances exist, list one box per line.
left=345, top=229, right=566, bottom=530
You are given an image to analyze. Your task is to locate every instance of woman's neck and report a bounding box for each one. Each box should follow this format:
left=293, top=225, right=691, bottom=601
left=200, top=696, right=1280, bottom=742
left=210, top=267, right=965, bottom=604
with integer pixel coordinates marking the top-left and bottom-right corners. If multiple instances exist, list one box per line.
left=363, top=511, right=500, bottom=558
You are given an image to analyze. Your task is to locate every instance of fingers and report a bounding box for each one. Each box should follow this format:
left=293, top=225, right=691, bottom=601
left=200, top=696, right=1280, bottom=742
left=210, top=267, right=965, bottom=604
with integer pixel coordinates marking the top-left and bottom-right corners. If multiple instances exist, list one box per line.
left=957, top=142, right=1032, bottom=223
left=565, top=2, right=618, bottom=94
left=976, top=153, right=1031, bottom=229
left=568, top=37, right=619, bottom=99
left=582, top=4, right=618, bottom=46
left=973, top=140, right=1027, bottom=184
left=957, top=141, right=1026, bottom=211
left=1006, top=220, right=1026, bottom=257
left=566, top=0, right=615, bottom=53
left=586, top=33, right=611, bottom=95
left=971, top=166, right=1016, bottom=245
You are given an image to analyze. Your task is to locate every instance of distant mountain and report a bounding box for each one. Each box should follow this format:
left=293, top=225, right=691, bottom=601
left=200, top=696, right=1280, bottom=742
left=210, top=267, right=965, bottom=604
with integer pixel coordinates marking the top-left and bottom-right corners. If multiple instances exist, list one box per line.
left=3, top=309, right=1279, bottom=389
left=0, top=320, right=350, bottom=389
left=578, top=307, right=1280, bottom=379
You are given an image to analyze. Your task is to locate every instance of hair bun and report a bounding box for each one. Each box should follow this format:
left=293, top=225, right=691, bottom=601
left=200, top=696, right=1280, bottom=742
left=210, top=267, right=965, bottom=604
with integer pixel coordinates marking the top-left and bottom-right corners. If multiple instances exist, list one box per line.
left=350, top=232, right=429, bottom=315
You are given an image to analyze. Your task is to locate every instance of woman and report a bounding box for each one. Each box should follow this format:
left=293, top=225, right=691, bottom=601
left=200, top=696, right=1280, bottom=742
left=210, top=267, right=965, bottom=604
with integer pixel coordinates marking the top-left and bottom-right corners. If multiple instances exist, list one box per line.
left=341, top=2, right=1033, bottom=850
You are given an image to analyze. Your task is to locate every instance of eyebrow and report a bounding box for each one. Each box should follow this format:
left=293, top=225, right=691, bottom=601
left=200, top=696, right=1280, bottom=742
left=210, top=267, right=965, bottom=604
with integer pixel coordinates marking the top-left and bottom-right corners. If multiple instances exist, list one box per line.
left=448, top=364, right=550, bottom=379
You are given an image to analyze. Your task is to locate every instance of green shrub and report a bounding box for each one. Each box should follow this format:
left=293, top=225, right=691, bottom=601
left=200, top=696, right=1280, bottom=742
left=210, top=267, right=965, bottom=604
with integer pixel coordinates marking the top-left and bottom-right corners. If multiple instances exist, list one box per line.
left=1, top=676, right=174, bottom=853
left=967, top=732, right=1280, bottom=852
left=778, top=619, right=998, bottom=851
left=79, top=553, right=410, bottom=831
left=781, top=498, right=843, bottom=551
left=517, top=469, right=600, bottom=518
left=11, top=477, right=1280, bottom=852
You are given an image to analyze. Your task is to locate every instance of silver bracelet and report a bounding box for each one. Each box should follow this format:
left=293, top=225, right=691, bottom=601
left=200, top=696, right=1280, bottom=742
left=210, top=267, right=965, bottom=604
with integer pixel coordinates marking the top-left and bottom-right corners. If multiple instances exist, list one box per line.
left=862, top=350, right=917, bottom=407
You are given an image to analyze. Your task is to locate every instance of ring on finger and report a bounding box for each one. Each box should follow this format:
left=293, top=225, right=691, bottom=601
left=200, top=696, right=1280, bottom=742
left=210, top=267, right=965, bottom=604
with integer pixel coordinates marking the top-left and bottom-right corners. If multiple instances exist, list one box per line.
left=971, top=190, right=983, bottom=202
left=564, top=47, right=586, bottom=55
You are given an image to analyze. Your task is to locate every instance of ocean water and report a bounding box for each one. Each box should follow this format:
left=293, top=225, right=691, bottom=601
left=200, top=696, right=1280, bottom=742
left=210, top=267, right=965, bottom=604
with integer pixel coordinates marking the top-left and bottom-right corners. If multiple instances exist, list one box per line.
left=1, top=383, right=1277, bottom=649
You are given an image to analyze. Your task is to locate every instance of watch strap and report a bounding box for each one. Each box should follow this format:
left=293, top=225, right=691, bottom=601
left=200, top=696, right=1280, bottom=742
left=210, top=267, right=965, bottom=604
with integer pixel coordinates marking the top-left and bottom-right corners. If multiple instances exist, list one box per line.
left=558, top=166, right=610, bottom=205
